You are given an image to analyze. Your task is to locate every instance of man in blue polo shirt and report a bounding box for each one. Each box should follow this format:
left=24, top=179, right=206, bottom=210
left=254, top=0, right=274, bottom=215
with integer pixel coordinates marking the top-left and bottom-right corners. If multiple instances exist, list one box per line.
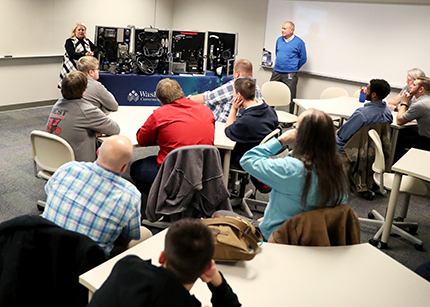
left=270, top=21, right=307, bottom=113
left=336, top=79, right=392, bottom=153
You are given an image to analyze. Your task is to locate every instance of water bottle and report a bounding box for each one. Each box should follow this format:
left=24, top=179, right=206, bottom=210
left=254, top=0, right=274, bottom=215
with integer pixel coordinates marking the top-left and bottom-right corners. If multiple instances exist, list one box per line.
left=359, top=86, right=366, bottom=103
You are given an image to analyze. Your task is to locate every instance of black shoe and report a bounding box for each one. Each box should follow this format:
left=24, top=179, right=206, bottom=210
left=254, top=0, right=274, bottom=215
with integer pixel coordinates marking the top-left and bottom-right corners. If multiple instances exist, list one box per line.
left=359, top=190, right=375, bottom=200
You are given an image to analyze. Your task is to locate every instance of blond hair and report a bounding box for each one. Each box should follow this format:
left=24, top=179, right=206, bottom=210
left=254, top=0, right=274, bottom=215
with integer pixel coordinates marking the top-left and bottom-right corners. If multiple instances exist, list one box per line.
left=78, top=56, right=99, bottom=74
left=71, top=22, right=87, bottom=38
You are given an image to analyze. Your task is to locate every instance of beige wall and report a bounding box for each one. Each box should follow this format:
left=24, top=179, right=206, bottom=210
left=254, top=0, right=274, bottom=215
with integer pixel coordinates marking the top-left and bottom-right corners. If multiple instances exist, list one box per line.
left=0, top=0, right=418, bottom=107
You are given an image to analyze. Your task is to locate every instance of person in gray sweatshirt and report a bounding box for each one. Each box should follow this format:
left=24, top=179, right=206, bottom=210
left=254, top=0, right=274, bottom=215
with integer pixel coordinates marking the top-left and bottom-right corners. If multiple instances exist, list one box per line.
left=77, top=56, right=119, bottom=113
left=46, top=71, right=120, bottom=162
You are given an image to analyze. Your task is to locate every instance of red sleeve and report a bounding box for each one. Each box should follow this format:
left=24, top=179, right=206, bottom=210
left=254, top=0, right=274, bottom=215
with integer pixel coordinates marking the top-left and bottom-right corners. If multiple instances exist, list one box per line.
left=136, top=114, right=158, bottom=146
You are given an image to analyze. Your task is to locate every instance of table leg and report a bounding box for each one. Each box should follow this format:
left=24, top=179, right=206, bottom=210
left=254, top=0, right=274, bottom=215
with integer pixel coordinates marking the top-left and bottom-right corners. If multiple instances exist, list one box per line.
left=380, top=172, right=403, bottom=245
left=387, top=129, right=399, bottom=172
left=88, top=290, right=94, bottom=302
left=222, top=150, right=231, bottom=187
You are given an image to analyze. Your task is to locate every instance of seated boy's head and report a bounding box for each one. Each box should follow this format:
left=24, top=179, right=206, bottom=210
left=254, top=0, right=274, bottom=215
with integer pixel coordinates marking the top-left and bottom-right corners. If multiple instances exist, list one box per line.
left=234, top=78, right=256, bottom=101
left=61, top=71, right=88, bottom=100
left=160, top=218, right=215, bottom=285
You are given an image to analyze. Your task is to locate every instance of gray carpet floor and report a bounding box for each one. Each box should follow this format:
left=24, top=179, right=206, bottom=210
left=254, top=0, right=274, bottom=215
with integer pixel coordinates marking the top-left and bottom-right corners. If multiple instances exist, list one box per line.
left=1, top=105, right=430, bottom=272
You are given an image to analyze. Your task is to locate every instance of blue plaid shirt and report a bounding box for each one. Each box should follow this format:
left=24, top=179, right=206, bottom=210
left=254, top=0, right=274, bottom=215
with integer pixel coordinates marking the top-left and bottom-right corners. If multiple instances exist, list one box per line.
left=203, top=79, right=263, bottom=123
left=42, top=161, right=142, bottom=257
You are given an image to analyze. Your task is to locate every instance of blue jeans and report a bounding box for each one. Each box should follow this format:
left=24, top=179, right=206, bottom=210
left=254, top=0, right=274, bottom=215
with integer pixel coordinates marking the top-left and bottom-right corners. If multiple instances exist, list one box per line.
left=130, top=156, right=159, bottom=196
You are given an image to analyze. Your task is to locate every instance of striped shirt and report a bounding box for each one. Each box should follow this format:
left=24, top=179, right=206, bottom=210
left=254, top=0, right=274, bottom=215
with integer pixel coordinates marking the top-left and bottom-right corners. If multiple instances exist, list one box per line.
left=42, top=161, right=141, bottom=257
left=203, top=79, right=263, bottom=123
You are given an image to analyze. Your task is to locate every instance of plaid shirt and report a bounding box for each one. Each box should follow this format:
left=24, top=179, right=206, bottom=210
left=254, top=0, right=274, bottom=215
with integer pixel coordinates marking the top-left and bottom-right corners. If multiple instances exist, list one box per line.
left=203, top=79, right=263, bottom=123
left=42, top=161, right=141, bottom=257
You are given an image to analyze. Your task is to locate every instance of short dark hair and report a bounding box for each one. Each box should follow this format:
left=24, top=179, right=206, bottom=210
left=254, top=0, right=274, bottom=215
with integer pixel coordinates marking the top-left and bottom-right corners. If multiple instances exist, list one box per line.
left=61, top=71, right=87, bottom=99
left=156, top=78, right=184, bottom=104
left=164, top=219, right=215, bottom=284
left=234, top=78, right=256, bottom=101
left=416, top=77, right=430, bottom=92
left=369, top=79, right=391, bottom=100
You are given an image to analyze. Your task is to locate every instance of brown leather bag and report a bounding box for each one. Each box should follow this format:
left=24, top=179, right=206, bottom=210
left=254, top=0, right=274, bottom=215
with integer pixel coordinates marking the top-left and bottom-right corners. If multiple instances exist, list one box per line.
left=201, top=216, right=262, bottom=262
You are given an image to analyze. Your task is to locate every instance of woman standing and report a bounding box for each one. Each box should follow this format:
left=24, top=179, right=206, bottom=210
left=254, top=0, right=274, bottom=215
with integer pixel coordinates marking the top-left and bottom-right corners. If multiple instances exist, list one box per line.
left=58, top=23, right=98, bottom=88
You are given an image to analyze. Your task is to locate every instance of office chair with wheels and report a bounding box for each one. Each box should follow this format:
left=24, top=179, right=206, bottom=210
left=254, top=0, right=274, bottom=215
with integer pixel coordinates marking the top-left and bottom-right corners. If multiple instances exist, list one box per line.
left=30, top=130, right=75, bottom=210
left=339, top=123, right=391, bottom=197
left=358, top=129, right=430, bottom=250
left=229, top=127, right=285, bottom=218
left=320, top=87, right=349, bottom=126
left=261, top=81, right=298, bottom=126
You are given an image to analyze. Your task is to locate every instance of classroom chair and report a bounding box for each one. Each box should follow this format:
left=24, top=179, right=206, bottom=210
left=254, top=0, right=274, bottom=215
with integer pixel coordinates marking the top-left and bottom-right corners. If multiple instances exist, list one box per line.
left=142, top=145, right=232, bottom=229
left=30, top=130, right=75, bottom=210
left=229, top=127, right=285, bottom=218
left=261, top=81, right=298, bottom=125
left=338, top=123, right=391, bottom=197
left=0, top=215, right=105, bottom=307
left=319, top=87, right=349, bottom=126
left=268, top=204, right=361, bottom=246
left=359, top=129, right=430, bottom=251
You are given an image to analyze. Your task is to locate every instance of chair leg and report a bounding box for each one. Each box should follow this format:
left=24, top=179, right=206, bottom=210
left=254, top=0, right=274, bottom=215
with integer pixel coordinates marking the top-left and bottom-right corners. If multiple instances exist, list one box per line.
left=359, top=207, right=421, bottom=248
left=37, top=200, right=46, bottom=211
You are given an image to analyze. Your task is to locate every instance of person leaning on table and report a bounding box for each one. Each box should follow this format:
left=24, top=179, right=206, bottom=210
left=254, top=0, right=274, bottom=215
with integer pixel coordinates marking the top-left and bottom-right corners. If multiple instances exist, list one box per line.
left=386, top=68, right=425, bottom=111
left=394, top=76, right=430, bottom=163
left=87, top=218, right=242, bottom=307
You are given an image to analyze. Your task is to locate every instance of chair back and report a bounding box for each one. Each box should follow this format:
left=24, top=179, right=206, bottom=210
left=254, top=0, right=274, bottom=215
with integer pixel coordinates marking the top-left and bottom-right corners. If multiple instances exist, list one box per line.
left=353, top=89, right=361, bottom=98
left=268, top=204, right=361, bottom=246
left=320, top=87, right=349, bottom=99
left=260, top=126, right=282, bottom=145
left=368, top=129, right=386, bottom=174
left=146, top=145, right=232, bottom=222
left=30, top=130, right=75, bottom=174
left=0, top=215, right=105, bottom=307
left=261, top=81, right=291, bottom=107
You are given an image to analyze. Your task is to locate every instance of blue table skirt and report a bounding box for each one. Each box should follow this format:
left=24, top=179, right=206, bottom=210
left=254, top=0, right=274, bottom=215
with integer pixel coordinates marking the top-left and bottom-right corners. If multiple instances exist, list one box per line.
left=99, top=72, right=233, bottom=106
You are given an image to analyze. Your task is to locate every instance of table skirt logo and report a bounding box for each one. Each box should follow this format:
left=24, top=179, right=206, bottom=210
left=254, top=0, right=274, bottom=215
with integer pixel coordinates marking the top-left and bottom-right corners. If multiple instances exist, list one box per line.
left=127, top=90, right=157, bottom=102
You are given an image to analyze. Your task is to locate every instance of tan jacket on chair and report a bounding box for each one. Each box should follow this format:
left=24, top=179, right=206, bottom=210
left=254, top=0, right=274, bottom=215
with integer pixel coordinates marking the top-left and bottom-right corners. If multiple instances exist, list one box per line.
left=268, top=204, right=361, bottom=246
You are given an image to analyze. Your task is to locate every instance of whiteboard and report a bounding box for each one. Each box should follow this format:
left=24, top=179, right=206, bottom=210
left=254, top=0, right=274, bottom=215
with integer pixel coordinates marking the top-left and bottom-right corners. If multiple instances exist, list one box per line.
left=264, top=0, right=430, bottom=88
left=0, top=0, right=157, bottom=58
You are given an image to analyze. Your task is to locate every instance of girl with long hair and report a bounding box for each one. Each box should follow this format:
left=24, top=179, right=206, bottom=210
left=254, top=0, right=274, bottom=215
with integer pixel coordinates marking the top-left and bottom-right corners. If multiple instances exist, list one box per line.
left=240, top=108, right=349, bottom=240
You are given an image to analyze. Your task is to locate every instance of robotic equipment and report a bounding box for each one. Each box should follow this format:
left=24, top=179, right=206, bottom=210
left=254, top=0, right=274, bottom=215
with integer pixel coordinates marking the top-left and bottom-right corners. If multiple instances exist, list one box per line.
left=134, top=27, right=170, bottom=75
left=95, top=26, right=135, bottom=74
left=171, top=30, right=205, bottom=74
left=206, top=31, right=238, bottom=76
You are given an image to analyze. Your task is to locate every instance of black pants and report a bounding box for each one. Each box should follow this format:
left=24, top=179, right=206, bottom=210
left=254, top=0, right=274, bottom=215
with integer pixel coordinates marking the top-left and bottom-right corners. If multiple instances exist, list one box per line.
left=393, top=126, right=430, bottom=164
left=270, top=71, right=298, bottom=114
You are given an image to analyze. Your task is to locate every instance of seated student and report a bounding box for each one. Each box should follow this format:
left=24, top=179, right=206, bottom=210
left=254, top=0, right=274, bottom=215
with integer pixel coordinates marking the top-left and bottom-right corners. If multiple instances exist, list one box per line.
left=77, top=56, right=119, bottom=113
left=336, top=79, right=392, bottom=153
left=386, top=68, right=425, bottom=111
left=42, top=135, right=151, bottom=258
left=189, top=59, right=263, bottom=123
left=130, top=78, right=215, bottom=203
left=217, top=109, right=348, bottom=240
left=224, top=78, right=278, bottom=169
left=46, top=71, right=120, bottom=162
left=87, top=218, right=242, bottom=307
left=394, top=76, right=430, bottom=162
